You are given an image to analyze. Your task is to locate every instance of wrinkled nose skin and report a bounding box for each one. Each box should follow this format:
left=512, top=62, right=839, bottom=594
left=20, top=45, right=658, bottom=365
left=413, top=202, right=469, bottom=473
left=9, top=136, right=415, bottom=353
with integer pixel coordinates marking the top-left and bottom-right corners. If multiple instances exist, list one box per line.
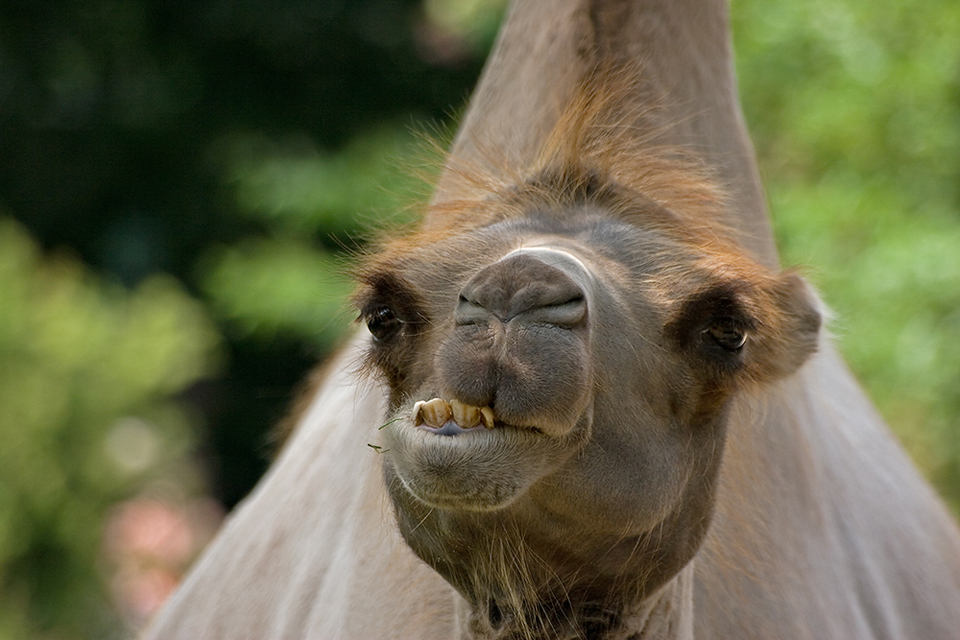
left=438, top=251, right=592, bottom=435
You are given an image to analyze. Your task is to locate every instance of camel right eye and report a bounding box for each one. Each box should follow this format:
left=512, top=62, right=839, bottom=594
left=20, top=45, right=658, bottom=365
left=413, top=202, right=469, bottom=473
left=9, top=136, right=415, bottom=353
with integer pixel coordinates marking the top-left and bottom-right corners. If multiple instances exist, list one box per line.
left=705, top=322, right=747, bottom=352
left=366, top=305, right=401, bottom=342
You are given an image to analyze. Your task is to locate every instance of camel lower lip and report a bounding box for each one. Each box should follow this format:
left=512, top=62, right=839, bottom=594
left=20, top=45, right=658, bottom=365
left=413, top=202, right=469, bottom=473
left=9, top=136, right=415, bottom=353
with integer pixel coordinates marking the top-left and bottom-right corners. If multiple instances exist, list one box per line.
left=387, top=418, right=565, bottom=511
left=419, top=420, right=486, bottom=436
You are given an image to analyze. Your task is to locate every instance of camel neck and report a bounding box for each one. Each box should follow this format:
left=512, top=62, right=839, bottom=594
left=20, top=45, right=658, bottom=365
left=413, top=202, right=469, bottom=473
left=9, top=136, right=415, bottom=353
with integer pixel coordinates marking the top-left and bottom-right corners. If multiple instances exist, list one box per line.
left=620, top=564, right=695, bottom=640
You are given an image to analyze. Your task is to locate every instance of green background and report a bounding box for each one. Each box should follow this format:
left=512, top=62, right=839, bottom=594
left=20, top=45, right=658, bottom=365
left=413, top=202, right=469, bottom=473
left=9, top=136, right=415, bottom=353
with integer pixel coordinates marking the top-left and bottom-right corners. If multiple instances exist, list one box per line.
left=0, top=0, right=957, bottom=637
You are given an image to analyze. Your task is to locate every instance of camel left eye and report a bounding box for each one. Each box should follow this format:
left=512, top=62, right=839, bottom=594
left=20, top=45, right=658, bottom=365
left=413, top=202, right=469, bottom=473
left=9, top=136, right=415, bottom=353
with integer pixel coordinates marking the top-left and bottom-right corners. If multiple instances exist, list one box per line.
left=366, top=305, right=401, bottom=342
left=705, top=323, right=747, bottom=352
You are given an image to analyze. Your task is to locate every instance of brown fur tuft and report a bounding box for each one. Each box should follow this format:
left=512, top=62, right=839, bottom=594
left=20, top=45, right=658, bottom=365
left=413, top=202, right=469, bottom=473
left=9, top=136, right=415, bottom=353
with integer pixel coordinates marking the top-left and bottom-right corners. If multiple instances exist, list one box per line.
left=365, top=64, right=735, bottom=262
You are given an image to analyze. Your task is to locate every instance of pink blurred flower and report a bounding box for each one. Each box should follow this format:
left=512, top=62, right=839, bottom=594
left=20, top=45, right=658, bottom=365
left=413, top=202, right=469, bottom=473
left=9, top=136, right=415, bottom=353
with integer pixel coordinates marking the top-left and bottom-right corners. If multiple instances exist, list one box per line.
left=105, top=499, right=194, bottom=565
left=103, top=495, right=224, bottom=625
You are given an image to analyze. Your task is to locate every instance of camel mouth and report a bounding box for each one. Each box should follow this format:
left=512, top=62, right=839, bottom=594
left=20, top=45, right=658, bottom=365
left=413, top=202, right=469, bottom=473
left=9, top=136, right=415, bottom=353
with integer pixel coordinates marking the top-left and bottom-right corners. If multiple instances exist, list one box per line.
left=418, top=421, right=486, bottom=436
left=382, top=395, right=581, bottom=511
left=413, top=398, right=496, bottom=431
left=413, top=397, right=551, bottom=437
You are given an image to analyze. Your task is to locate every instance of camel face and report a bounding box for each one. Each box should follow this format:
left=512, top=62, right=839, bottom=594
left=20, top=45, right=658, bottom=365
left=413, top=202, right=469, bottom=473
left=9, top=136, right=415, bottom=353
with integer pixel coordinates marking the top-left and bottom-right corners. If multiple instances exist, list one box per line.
left=355, top=166, right=820, bottom=635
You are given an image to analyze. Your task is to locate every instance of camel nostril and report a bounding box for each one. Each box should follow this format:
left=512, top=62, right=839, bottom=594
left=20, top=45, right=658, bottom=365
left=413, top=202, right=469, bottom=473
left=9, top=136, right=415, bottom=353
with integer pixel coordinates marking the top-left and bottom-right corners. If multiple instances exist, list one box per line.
left=524, top=294, right=586, bottom=326
left=455, top=251, right=590, bottom=327
left=454, top=295, right=491, bottom=326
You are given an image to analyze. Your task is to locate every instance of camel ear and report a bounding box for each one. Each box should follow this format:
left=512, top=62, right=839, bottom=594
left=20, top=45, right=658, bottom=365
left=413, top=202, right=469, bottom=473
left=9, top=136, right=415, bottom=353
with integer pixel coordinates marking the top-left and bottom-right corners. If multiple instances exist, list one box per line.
left=666, top=270, right=821, bottom=384
left=745, top=271, right=821, bottom=383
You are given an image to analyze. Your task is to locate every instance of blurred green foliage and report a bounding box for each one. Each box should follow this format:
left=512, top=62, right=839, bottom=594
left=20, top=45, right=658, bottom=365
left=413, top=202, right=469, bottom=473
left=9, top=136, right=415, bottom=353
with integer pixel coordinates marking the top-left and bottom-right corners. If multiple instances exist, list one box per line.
left=0, top=0, right=958, bottom=638
left=200, top=235, right=355, bottom=342
left=0, top=219, right=220, bottom=637
left=733, top=0, right=960, bottom=500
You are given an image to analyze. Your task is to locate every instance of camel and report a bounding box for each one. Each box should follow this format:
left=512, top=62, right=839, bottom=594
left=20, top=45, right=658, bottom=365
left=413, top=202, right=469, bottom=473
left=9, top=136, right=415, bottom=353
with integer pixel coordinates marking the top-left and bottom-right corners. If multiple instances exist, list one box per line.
left=142, top=1, right=960, bottom=638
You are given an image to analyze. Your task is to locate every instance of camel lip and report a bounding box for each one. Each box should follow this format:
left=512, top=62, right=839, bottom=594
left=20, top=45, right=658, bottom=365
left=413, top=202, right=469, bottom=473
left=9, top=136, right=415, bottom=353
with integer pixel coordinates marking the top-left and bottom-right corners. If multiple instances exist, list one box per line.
left=385, top=412, right=566, bottom=513
left=404, top=397, right=560, bottom=438
left=415, top=419, right=545, bottom=440
left=405, top=396, right=559, bottom=438
left=418, top=420, right=487, bottom=436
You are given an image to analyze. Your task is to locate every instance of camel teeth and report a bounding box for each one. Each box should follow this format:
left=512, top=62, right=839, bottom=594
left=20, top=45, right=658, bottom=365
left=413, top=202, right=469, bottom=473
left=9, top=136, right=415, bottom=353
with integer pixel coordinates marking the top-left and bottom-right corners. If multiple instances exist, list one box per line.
left=480, top=406, right=495, bottom=429
left=413, top=398, right=495, bottom=430
left=450, top=399, right=481, bottom=428
left=412, top=400, right=426, bottom=426
left=420, top=398, right=452, bottom=428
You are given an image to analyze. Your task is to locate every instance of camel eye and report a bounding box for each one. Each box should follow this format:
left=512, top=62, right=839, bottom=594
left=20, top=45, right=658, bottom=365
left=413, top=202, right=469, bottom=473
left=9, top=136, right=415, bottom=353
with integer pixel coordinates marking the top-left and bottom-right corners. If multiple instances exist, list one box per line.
left=366, top=305, right=401, bottom=342
left=705, top=322, right=747, bottom=352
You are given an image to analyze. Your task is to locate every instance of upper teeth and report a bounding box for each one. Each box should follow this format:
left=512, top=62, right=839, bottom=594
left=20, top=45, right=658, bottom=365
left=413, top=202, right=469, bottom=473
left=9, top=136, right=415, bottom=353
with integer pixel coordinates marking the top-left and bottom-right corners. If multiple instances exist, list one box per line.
left=413, top=398, right=495, bottom=429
